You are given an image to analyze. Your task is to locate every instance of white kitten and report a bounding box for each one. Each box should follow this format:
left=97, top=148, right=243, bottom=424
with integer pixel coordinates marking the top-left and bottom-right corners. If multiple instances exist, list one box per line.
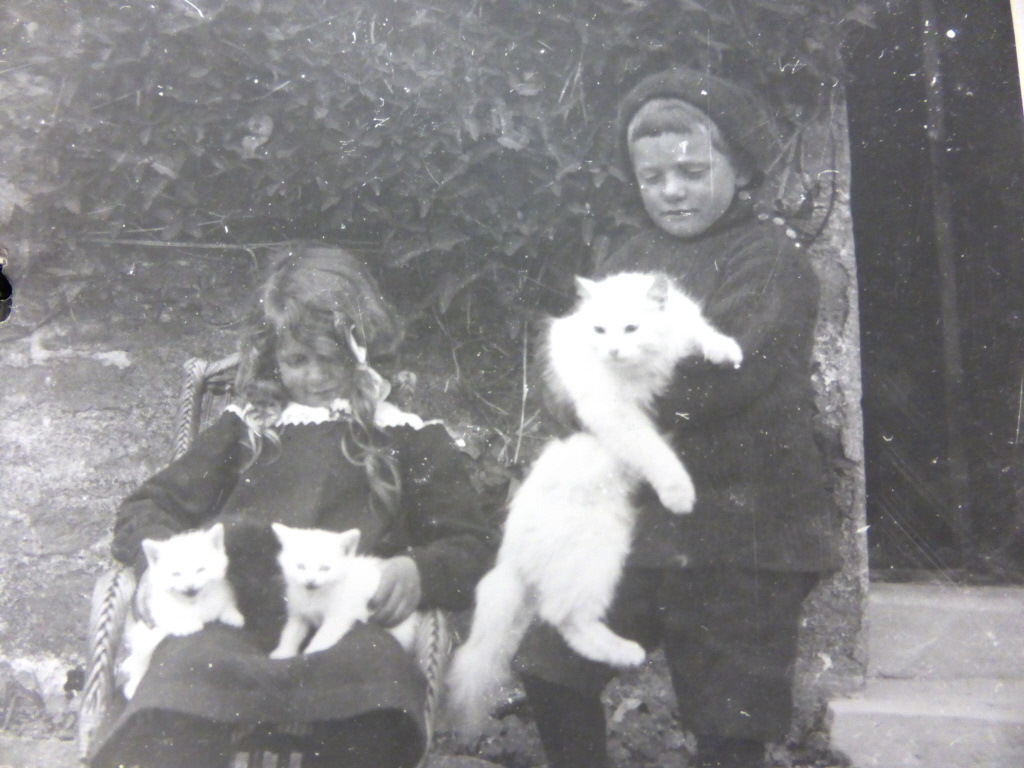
left=269, top=523, right=419, bottom=659
left=119, top=523, right=244, bottom=699
left=447, top=272, right=742, bottom=737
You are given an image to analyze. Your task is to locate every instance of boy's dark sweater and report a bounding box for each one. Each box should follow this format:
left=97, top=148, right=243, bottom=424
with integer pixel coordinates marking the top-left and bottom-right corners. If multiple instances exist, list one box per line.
left=597, top=208, right=840, bottom=573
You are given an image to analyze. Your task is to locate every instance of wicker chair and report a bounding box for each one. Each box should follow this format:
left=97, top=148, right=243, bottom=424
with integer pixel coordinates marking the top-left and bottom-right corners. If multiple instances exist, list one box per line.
left=77, top=354, right=452, bottom=767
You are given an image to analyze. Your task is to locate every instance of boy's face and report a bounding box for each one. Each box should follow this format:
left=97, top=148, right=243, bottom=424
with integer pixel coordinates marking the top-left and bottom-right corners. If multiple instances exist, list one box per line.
left=630, top=128, right=748, bottom=239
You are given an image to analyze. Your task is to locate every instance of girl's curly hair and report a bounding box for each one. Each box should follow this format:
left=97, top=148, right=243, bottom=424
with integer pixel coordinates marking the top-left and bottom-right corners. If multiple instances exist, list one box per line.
left=234, top=243, right=405, bottom=516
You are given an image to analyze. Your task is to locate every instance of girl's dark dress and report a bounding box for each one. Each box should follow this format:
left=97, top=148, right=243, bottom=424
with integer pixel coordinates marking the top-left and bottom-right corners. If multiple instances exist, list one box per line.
left=91, top=407, right=496, bottom=767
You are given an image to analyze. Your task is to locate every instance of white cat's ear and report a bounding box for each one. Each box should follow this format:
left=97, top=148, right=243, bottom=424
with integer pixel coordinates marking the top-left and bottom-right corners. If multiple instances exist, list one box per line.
left=337, top=528, right=361, bottom=556
left=574, top=276, right=596, bottom=300
left=141, top=538, right=160, bottom=567
left=207, top=523, right=225, bottom=549
left=271, top=523, right=290, bottom=543
left=647, top=274, right=670, bottom=308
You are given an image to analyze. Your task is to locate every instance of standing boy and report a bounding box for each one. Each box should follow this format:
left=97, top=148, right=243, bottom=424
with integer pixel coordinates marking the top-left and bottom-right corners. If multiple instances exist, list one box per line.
left=514, top=67, right=841, bottom=768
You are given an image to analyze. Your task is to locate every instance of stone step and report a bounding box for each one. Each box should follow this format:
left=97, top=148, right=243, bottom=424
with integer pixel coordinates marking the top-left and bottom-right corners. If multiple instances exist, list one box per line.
left=828, top=678, right=1024, bottom=768
left=0, top=735, right=500, bottom=768
left=868, top=583, right=1024, bottom=680
left=425, top=757, right=503, bottom=768
left=0, top=735, right=78, bottom=768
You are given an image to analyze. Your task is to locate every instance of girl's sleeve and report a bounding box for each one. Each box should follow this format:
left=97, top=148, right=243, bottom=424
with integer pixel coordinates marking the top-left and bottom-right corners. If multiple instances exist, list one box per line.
left=396, top=424, right=499, bottom=611
left=111, top=411, right=248, bottom=573
left=658, top=236, right=820, bottom=426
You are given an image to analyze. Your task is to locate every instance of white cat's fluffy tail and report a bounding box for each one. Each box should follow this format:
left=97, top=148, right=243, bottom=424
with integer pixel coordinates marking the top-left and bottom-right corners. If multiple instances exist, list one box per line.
left=446, top=562, right=533, bottom=740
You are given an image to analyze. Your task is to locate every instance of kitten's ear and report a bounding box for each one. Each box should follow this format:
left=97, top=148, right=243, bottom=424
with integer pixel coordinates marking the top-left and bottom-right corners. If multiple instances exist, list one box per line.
left=647, top=274, right=670, bottom=308
left=142, top=538, right=160, bottom=567
left=207, top=523, right=225, bottom=550
left=575, top=276, right=596, bottom=300
left=271, top=522, right=290, bottom=544
left=337, top=528, right=361, bottom=556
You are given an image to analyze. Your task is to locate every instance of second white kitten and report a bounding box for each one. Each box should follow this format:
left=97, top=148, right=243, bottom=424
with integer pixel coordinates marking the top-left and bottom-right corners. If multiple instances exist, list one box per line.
left=269, top=523, right=419, bottom=659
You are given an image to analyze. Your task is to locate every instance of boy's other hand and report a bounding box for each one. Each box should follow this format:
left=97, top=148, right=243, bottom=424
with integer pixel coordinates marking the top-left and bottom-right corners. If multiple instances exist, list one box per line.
left=370, top=555, right=421, bottom=627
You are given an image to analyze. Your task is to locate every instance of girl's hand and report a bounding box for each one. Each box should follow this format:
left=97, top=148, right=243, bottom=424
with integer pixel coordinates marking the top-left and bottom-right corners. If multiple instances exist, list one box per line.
left=369, top=556, right=421, bottom=627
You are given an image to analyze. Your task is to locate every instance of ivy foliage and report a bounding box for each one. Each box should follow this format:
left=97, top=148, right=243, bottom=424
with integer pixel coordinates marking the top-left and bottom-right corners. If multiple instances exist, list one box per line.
left=1, top=0, right=876, bottom=326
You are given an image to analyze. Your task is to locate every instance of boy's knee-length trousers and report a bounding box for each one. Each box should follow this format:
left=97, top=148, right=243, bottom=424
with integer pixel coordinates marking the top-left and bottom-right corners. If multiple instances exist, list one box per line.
left=514, top=566, right=819, bottom=742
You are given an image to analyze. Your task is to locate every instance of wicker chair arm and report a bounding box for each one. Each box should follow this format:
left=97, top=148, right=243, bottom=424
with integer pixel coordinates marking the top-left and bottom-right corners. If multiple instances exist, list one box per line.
left=413, top=608, right=453, bottom=749
left=77, top=565, right=136, bottom=762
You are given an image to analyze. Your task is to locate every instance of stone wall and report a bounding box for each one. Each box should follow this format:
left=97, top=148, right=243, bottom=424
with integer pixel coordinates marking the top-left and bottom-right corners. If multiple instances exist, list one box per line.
left=795, top=97, right=870, bottom=740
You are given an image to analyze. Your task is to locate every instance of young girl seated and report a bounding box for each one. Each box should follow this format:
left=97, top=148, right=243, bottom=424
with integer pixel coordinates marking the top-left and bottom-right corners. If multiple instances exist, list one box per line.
left=90, top=245, right=498, bottom=768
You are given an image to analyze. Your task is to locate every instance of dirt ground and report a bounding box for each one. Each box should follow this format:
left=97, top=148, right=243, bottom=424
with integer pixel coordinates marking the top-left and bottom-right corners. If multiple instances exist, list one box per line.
left=0, top=241, right=855, bottom=766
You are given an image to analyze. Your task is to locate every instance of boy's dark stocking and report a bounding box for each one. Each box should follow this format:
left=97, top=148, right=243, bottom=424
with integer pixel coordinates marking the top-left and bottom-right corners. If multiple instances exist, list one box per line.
left=659, top=569, right=818, bottom=744
left=303, top=711, right=423, bottom=768
left=520, top=674, right=609, bottom=768
left=696, top=735, right=766, bottom=768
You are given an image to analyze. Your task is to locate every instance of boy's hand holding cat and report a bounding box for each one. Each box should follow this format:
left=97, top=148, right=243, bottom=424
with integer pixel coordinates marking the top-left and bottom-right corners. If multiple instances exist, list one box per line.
left=369, top=556, right=421, bottom=627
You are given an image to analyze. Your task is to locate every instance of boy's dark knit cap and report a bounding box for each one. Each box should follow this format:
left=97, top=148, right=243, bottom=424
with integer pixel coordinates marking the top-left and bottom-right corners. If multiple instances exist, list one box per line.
left=617, top=67, right=781, bottom=175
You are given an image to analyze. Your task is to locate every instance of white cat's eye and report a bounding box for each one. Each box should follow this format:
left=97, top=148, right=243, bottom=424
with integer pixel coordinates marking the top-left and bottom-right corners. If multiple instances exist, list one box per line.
left=594, top=326, right=606, bottom=334
left=625, top=325, right=638, bottom=333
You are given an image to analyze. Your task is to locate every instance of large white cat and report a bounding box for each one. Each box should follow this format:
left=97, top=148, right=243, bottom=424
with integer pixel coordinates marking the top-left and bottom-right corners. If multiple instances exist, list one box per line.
left=447, top=272, right=742, bottom=737
left=545, top=271, right=743, bottom=513
left=269, top=523, right=419, bottom=659
left=119, top=523, right=245, bottom=699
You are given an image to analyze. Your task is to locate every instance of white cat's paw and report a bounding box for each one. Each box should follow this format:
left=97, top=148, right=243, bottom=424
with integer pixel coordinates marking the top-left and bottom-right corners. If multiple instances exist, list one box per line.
left=302, top=636, right=340, bottom=655
left=269, top=646, right=296, bottom=660
left=118, top=659, right=139, bottom=699
left=654, top=474, right=696, bottom=515
left=221, top=607, right=245, bottom=628
left=122, top=674, right=140, bottom=700
left=703, top=335, right=743, bottom=369
left=167, top=620, right=205, bottom=636
left=608, top=639, right=646, bottom=668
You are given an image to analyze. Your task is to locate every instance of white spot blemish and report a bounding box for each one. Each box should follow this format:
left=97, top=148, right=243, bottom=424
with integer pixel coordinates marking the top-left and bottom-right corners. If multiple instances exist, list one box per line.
left=94, top=350, right=132, bottom=369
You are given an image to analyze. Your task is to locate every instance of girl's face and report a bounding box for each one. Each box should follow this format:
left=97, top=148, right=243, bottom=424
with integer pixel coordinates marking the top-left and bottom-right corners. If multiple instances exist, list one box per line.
left=630, top=128, right=749, bottom=239
left=275, top=330, right=356, bottom=408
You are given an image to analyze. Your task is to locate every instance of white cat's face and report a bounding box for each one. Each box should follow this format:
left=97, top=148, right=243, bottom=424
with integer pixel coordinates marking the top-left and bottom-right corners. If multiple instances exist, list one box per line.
left=573, top=275, right=670, bottom=368
left=272, top=524, right=361, bottom=591
left=142, top=524, right=229, bottom=598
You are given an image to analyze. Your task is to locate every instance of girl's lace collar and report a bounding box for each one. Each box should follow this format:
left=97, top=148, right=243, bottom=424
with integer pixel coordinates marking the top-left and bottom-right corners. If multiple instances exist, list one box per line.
left=276, top=399, right=350, bottom=426
left=225, top=399, right=431, bottom=430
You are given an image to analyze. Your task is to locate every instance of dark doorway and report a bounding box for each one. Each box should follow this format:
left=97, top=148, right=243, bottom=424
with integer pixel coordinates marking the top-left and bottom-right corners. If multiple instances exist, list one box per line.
left=845, top=0, right=1024, bottom=580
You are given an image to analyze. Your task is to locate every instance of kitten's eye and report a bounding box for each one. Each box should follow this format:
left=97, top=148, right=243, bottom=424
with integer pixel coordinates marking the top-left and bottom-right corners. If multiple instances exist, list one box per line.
left=196, top=567, right=206, bottom=574
left=594, top=326, right=606, bottom=334
left=319, top=565, right=330, bottom=572
left=624, top=325, right=638, bottom=333
left=297, top=564, right=306, bottom=571
left=171, top=572, right=181, bottom=578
